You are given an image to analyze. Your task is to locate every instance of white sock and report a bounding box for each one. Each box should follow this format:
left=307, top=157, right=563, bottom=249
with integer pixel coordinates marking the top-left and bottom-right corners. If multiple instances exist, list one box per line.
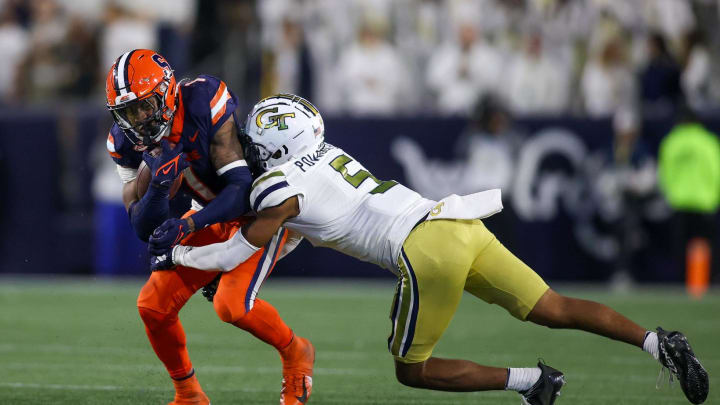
left=505, top=367, right=541, bottom=392
left=643, top=331, right=659, bottom=360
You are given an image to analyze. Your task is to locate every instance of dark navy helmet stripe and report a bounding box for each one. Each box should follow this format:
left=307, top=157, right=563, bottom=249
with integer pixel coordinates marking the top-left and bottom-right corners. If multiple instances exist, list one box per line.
left=253, top=181, right=289, bottom=211
left=122, top=49, right=136, bottom=93
left=113, top=55, right=122, bottom=98
left=116, top=50, right=136, bottom=97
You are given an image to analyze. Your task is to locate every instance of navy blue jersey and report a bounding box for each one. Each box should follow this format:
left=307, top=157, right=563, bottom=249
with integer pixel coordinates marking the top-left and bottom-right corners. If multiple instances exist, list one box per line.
left=107, top=75, right=240, bottom=204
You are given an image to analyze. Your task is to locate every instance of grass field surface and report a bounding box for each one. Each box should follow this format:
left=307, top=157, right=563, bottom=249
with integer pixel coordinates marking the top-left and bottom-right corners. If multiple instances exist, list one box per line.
left=0, top=277, right=717, bottom=404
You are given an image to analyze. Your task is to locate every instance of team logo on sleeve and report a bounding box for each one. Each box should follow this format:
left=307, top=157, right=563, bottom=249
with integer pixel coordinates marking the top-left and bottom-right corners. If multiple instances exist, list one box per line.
left=429, top=202, right=445, bottom=217
left=255, top=107, right=295, bottom=131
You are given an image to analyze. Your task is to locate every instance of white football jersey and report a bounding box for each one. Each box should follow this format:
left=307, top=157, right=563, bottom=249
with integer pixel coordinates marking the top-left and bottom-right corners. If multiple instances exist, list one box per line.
left=249, top=142, right=436, bottom=272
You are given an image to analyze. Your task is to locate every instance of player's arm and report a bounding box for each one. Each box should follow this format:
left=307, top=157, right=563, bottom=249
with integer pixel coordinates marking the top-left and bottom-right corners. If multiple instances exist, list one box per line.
left=148, top=116, right=252, bottom=255
left=187, top=115, right=252, bottom=230
left=123, top=141, right=187, bottom=242
left=159, top=196, right=299, bottom=272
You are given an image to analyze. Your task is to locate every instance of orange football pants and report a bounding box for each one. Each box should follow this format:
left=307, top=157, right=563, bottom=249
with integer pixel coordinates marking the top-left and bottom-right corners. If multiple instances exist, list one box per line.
left=137, top=214, right=293, bottom=379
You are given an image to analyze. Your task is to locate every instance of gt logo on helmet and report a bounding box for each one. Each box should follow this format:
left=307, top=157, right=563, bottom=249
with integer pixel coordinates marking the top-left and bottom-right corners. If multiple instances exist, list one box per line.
left=255, top=107, right=295, bottom=131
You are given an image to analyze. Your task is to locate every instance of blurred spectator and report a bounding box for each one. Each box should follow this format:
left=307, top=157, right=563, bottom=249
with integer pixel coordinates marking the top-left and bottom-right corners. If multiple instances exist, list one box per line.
left=640, top=0, right=695, bottom=53
left=639, top=32, right=682, bottom=117
left=658, top=105, right=720, bottom=280
left=261, top=16, right=313, bottom=98
left=15, top=0, right=70, bottom=102
left=298, top=0, right=355, bottom=114
left=580, top=34, right=635, bottom=117
left=59, top=17, right=98, bottom=98
left=527, top=0, right=595, bottom=46
left=391, top=95, right=521, bottom=200
left=335, top=16, right=411, bottom=116
left=504, top=30, right=571, bottom=115
left=393, top=0, right=450, bottom=110
left=99, top=2, right=157, bottom=75
left=681, top=29, right=713, bottom=111
left=604, top=109, right=655, bottom=285
left=425, top=22, right=503, bottom=116
left=474, top=0, right=527, bottom=37
left=0, top=1, right=29, bottom=103
left=456, top=94, right=522, bottom=192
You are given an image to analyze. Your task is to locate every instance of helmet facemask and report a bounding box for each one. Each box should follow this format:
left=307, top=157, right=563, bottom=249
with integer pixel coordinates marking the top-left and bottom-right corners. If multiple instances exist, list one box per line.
left=239, top=129, right=278, bottom=178
left=105, top=50, right=178, bottom=148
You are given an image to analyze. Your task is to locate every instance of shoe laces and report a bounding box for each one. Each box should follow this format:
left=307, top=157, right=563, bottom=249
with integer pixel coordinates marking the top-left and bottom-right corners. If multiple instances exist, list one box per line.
left=282, top=374, right=306, bottom=394
left=656, top=339, right=677, bottom=389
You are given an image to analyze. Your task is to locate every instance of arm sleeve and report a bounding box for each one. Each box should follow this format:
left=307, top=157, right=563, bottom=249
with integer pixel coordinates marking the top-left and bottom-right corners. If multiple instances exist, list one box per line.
left=174, top=228, right=259, bottom=272
left=128, top=184, right=170, bottom=242
left=189, top=160, right=253, bottom=230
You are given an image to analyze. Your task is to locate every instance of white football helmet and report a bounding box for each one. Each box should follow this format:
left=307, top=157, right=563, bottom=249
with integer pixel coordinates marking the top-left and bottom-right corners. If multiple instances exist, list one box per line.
left=241, top=94, right=324, bottom=175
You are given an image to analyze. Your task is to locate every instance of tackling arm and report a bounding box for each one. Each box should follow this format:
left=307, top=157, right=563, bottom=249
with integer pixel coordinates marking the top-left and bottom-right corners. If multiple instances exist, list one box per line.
left=148, top=117, right=252, bottom=254
left=187, top=116, right=252, bottom=231
left=171, top=196, right=300, bottom=272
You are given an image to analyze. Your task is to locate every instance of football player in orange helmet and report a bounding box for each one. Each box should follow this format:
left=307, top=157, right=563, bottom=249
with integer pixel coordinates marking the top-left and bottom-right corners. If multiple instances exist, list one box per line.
left=106, top=50, right=178, bottom=148
left=104, top=50, right=314, bottom=405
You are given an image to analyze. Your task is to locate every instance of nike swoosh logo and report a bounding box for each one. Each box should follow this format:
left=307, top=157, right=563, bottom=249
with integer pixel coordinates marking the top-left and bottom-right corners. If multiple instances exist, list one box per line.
left=295, top=377, right=308, bottom=403
left=156, top=155, right=181, bottom=177
left=189, top=130, right=199, bottom=142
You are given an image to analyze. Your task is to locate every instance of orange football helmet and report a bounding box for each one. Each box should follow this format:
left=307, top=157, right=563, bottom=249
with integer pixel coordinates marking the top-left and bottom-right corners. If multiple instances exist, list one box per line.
left=105, top=49, right=178, bottom=147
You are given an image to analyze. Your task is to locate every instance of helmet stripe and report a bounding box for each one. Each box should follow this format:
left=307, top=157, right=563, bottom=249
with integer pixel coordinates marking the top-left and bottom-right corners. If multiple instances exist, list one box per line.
left=112, top=57, right=121, bottom=98
left=116, top=50, right=135, bottom=96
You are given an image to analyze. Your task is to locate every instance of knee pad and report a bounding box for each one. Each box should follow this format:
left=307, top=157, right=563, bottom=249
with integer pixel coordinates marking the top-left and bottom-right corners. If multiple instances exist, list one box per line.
left=213, top=293, right=248, bottom=324
left=138, top=305, right=178, bottom=331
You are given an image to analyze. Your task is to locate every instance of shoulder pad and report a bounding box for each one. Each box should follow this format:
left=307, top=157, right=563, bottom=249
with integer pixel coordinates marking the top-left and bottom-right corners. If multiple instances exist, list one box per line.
left=179, top=75, right=237, bottom=131
left=107, top=124, right=143, bottom=168
left=250, top=170, right=301, bottom=212
left=107, top=129, right=122, bottom=160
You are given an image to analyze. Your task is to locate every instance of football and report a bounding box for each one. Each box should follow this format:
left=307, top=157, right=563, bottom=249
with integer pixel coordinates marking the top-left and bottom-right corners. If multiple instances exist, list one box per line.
left=135, top=148, right=184, bottom=200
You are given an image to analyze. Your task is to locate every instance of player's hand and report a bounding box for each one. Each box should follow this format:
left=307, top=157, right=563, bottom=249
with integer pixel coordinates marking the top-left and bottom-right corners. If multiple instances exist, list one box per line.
left=148, top=218, right=192, bottom=255
left=142, top=140, right=188, bottom=189
left=150, top=249, right=176, bottom=271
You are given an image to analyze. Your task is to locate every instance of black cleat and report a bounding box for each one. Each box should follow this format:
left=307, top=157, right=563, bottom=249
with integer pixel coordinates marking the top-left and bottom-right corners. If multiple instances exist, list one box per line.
left=201, top=273, right=222, bottom=302
left=656, top=327, right=709, bottom=404
left=520, top=361, right=565, bottom=405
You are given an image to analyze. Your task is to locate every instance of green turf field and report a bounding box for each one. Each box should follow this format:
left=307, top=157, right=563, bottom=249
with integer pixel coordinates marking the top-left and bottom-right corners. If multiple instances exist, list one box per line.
left=0, top=278, right=717, bottom=404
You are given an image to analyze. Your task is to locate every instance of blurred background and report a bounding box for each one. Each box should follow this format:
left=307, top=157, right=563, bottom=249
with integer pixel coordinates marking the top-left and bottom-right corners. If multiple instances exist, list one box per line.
left=1, top=0, right=720, bottom=292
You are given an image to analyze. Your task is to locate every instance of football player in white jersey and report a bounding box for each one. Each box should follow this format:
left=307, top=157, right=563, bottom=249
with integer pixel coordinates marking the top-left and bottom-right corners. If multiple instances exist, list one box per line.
left=150, top=94, right=709, bottom=405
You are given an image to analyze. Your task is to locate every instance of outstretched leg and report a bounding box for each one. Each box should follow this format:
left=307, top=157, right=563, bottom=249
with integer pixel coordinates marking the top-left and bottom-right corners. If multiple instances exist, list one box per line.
left=527, top=289, right=646, bottom=347
left=394, top=357, right=507, bottom=391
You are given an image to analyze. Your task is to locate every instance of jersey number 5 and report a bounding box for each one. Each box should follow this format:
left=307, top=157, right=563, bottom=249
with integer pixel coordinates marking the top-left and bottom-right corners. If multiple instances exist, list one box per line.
left=329, top=154, right=397, bottom=194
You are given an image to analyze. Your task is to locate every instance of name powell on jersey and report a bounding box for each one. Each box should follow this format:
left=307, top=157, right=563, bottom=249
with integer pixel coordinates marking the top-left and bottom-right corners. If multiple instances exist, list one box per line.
left=293, top=143, right=335, bottom=172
